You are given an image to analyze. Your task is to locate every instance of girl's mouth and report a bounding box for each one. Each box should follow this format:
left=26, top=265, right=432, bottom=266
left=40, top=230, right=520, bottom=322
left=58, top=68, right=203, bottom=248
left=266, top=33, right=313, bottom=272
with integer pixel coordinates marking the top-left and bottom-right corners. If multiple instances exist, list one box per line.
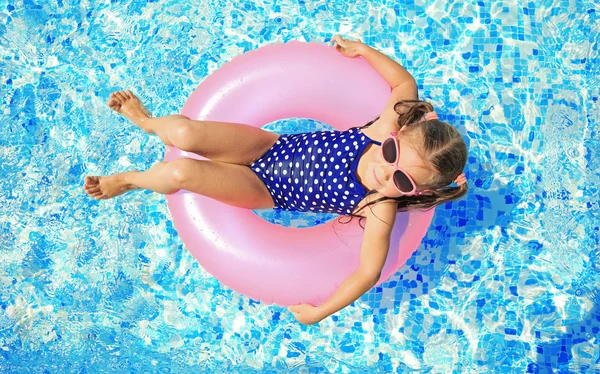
left=373, top=167, right=382, bottom=186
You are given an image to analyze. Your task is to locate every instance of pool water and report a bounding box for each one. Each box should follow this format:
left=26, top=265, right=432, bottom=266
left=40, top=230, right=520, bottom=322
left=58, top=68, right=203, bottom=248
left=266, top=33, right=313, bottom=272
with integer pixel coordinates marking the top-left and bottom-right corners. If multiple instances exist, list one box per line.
left=1, top=0, right=599, bottom=372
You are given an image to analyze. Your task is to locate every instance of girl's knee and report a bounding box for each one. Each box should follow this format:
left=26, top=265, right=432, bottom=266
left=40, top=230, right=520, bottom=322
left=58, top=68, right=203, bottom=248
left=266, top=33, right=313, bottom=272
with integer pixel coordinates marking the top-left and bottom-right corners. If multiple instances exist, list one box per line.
left=167, top=159, right=195, bottom=185
left=169, top=119, right=202, bottom=149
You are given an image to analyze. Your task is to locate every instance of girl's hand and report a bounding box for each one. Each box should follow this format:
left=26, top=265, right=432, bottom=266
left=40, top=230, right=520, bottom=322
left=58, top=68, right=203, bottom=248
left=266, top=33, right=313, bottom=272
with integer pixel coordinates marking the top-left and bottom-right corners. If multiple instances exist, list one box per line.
left=288, top=303, right=324, bottom=325
left=330, top=35, right=364, bottom=58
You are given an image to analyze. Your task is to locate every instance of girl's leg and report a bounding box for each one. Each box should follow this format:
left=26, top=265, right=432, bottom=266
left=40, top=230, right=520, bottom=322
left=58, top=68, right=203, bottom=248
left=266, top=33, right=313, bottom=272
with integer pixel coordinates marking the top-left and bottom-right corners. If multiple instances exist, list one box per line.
left=109, top=90, right=279, bottom=166
left=83, top=158, right=276, bottom=210
left=107, top=90, right=186, bottom=146
left=84, top=162, right=179, bottom=197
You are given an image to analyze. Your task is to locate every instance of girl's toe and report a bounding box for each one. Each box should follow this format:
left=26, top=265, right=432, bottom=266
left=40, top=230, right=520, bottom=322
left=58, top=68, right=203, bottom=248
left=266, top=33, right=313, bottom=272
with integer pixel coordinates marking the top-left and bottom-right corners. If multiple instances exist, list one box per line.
left=115, top=91, right=127, bottom=101
left=109, top=92, right=121, bottom=104
left=108, top=99, right=120, bottom=110
left=84, top=176, right=99, bottom=186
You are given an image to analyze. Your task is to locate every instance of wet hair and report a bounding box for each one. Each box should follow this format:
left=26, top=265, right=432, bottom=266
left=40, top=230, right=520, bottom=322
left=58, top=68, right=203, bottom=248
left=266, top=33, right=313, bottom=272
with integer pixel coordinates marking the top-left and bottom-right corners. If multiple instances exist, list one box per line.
left=338, top=99, right=468, bottom=229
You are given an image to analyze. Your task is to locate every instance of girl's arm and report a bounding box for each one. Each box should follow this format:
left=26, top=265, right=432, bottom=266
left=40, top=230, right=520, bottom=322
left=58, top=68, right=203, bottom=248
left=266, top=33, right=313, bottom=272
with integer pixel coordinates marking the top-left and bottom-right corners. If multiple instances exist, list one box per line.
left=315, top=201, right=398, bottom=321
left=331, top=35, right=416, bottom=89
left=359, top=44, right=416, bottom=89
left=289, top=202, right=396, bottom=324
left=315, top=270, right=380, bottom=320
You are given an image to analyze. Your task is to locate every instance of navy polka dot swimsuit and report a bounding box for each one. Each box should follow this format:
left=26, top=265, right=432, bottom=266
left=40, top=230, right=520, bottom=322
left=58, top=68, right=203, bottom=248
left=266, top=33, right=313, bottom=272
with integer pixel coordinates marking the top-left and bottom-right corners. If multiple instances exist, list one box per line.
left=249, top=127, right=382, bottom=215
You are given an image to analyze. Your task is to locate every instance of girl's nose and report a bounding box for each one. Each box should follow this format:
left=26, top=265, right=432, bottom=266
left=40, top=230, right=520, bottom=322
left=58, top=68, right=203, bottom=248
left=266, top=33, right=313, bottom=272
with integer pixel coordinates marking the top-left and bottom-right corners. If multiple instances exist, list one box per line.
left=380, top=163, right=395, bottom=182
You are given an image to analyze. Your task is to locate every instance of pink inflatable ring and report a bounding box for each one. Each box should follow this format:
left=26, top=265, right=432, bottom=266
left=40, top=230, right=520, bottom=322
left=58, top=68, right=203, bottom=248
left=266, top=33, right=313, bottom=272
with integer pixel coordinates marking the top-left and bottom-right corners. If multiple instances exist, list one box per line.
left=164, top=41, right=435, bottom=306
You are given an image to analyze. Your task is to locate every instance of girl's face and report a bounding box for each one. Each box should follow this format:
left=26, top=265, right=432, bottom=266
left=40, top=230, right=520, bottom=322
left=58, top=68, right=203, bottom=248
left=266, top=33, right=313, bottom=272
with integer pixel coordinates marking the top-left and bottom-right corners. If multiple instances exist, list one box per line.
left=368, top=129, right=432, bottom=198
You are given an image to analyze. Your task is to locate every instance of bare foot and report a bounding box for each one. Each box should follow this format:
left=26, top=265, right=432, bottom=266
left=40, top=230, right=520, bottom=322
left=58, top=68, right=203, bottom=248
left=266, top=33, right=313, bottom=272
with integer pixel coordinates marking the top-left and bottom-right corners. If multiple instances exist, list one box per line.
left=83, top=173, right=138, bottom=200
left=108, top=90, right=153, bottom=132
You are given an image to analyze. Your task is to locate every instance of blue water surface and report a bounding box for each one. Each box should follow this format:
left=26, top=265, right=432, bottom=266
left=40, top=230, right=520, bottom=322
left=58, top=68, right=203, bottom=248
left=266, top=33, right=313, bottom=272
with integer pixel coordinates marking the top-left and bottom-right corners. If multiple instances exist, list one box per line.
left=1, top=0, right=599, bottom=372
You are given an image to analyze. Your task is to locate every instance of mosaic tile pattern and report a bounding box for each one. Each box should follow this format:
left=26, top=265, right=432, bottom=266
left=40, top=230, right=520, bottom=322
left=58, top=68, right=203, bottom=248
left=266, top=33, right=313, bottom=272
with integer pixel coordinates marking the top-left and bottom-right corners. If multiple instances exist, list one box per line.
left=0, top=0, right=599, bottom=372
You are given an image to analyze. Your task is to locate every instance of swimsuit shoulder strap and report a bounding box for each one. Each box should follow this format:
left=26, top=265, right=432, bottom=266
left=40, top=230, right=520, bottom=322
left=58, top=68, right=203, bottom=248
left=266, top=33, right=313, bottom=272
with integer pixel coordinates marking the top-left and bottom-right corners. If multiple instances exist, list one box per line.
left=356, top=127, right=381, bottom=146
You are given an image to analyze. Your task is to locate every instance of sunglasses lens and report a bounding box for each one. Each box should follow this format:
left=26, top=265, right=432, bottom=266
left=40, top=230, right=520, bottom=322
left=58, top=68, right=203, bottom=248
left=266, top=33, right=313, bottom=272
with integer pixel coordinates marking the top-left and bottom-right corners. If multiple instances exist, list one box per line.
left=382, top=138, right=397, bottom=163
left=393, top=171, right=415, bottom=193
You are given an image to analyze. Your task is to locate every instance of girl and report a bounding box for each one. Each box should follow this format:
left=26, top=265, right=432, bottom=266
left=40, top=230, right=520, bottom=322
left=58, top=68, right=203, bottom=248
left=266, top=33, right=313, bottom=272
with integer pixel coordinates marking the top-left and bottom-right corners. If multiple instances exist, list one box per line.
left=83, top=36, right=468, bottom=325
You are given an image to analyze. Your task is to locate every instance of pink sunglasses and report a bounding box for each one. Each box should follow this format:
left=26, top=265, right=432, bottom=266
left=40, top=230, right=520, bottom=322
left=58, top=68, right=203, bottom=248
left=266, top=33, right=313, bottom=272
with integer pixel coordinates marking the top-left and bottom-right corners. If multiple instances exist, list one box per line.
left=381, top=131, right=423, bottom=196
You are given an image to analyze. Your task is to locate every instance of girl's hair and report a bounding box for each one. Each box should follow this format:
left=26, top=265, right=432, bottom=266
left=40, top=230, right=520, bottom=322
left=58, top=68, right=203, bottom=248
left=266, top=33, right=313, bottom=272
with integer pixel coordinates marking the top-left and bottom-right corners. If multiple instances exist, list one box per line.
left=338, top=99, right=468, bottom=229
